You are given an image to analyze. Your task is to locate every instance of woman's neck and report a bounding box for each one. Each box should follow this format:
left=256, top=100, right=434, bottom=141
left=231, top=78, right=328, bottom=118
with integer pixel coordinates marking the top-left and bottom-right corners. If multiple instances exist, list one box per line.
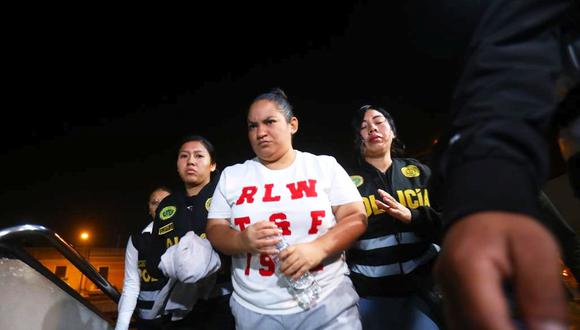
left=260, top=148, right=296, bottom=170
left=185, top=178, right=210, bottom=197
left=365, top=153, right=393, bottom=173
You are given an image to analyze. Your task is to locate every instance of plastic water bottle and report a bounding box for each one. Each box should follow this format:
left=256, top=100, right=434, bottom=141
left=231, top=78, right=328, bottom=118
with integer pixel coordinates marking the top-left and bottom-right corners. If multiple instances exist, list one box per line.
left=273, top=234, right=321, bottom=310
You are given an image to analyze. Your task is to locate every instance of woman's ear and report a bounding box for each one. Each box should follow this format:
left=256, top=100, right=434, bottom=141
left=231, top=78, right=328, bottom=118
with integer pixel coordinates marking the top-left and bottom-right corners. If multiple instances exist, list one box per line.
left=290, top=117, right=299, bottom=134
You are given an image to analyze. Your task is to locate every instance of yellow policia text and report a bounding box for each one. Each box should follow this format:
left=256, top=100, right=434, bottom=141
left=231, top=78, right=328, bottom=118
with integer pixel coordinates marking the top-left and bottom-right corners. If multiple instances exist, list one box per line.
left=165, top=233, right=206, bottom=248
left=138, top=260, right=158, bottom=283
left=362, top=188, right=430, bottom=216
left=166, top=236, right=179, bottom=248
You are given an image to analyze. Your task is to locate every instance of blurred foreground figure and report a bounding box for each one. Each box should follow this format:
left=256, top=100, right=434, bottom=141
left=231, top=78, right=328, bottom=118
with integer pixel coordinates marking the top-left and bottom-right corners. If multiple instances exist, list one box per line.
left=418, top=0, right=580, bottom=329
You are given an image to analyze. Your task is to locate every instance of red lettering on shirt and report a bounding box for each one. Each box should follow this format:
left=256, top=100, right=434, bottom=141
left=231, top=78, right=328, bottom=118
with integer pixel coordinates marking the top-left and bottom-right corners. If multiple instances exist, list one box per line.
left=308, top=210, right=325, bottom=234
left=286, top=179, right=318, bottom=200
left=234, top=217, right=251, bottom=231
left=236, top=186, right=258, bottom=205
left=269, top=212, right=291, bottom=235
left=259, top=254, right=275, bottom=276
left=245, top=253, right=251, bottom=276
left=262, top=183, right=281, bottom=202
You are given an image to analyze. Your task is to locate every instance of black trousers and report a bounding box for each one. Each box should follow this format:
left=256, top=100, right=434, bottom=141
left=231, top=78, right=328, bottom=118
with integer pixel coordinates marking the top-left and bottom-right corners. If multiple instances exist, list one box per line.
left=162, top=294, right=235, bottom=330
left=136, top=317, right=163, bottom=330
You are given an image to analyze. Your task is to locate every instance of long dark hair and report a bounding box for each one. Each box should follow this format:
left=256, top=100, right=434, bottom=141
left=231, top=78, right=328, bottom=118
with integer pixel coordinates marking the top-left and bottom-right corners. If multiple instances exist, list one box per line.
left=351, top=105, right=406, bottom=160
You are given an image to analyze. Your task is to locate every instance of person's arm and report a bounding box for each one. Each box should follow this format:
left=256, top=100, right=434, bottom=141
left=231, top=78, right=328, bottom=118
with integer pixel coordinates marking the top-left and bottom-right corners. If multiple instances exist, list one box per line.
left=428, top=0, right=571, bottom=328
left=115, top=237, right=140, bottom=330
left=431, top=0, right=570, bottom=224
left=278, top=201, right=367, bottom=280
left=206, top=219, right=281, bottom=256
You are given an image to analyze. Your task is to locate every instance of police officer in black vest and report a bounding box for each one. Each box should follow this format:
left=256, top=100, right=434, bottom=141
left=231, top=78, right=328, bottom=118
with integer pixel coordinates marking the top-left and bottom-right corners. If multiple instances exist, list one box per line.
left=347, top=105, right=443, bottom=330
left=116, top=186, right=172, bottom=330
left=148, top=135, right=234, bottom=330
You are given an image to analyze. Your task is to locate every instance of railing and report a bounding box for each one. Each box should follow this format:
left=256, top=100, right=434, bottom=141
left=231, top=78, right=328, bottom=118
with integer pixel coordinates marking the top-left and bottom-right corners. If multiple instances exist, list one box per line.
left=0, top=224, right=120, bottom=303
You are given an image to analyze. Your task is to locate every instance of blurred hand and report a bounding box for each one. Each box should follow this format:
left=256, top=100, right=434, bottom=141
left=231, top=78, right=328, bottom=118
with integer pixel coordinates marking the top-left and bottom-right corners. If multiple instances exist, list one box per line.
left=240, top=221, right=280, bottom=254
left=278, top=240, right=325, bottom=280
left=376, top=188, right=412, bottom=223
left=434, top=211, right=568, bottom=330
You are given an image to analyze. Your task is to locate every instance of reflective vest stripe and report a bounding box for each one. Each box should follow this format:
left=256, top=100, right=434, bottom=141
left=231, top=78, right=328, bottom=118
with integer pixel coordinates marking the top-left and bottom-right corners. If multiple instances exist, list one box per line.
left=353, top=232, right=421, bottom=250
left=350, top=244, right=438, bottom=277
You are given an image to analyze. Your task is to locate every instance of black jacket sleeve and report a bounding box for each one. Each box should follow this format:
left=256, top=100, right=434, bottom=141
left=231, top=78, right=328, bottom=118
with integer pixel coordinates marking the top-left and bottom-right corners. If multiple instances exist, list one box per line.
left=409, top=206, right=443, bottom=244
left=430, top=0, right=572, bottom=227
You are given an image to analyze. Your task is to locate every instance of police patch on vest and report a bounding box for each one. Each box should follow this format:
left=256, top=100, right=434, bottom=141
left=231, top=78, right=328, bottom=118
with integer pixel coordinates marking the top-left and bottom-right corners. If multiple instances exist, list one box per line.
left=350, top=175, right=364, bottom=187
left=159, top=206, right=177, bottom=220
left=158, top=223, right=175, bottom=235
left=401, top=165, right=420, bottom=178
left=205, top=198, right=212, bottom=211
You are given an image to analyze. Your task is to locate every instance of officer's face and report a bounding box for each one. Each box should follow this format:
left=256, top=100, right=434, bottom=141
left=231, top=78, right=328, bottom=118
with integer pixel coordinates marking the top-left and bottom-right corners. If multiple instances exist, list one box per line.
left=176, top=141, right=216, bottom=189
left=360, top=109, right=395, bottom=158
left=247, top=99, right=298, bottom=163
left=148, top=189, right=170, bottom=218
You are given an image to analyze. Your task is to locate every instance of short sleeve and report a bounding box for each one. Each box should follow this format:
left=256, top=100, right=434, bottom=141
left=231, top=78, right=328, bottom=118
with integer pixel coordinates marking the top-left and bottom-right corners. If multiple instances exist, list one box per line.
left=327, top=157, right=362, bottom=206
left=207, top=170, right=232, bottom=220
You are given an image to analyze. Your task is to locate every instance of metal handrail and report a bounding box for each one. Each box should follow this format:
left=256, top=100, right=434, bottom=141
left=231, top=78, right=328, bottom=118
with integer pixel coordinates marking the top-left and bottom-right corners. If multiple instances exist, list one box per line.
left=0, top=224, right=121, bottom=303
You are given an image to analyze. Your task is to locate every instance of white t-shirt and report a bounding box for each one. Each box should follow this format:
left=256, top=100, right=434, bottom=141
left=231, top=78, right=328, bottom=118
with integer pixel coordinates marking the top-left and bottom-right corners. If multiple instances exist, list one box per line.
left=208, top=150, right=362, bottom=315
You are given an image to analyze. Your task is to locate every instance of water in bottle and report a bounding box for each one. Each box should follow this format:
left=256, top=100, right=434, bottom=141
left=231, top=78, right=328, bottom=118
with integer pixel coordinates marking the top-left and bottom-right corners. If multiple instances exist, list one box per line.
left=274, top=234, right=321, bottom=310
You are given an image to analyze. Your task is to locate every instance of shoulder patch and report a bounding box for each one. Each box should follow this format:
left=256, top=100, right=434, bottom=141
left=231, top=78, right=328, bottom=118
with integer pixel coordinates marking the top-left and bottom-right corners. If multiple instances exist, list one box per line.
left=401, top=165, right=420, bottom=178
left=159, top=206, right=177, bottom=221
left=158, top=223, right=175, bottom=235
left=350, top=175, right=364, bottom=187
left=205, top=198, right=212, bottom=211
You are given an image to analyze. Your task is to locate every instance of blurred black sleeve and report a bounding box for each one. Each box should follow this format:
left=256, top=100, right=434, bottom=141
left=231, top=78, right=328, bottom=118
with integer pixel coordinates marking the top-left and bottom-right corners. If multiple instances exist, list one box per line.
left=429, top=0, right=572, bottom=227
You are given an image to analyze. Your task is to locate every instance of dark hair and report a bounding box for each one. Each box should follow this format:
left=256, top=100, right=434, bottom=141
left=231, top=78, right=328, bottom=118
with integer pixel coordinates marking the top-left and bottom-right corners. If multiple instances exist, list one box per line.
left=176, top=135, right=217, bottom=164
left=250, top=87, right=294, bottom=122
left=351, top=105, right=406, bottom=159
left=151, top=186, right=172, bottom=195
left=142, top=185, right=172, bottom=222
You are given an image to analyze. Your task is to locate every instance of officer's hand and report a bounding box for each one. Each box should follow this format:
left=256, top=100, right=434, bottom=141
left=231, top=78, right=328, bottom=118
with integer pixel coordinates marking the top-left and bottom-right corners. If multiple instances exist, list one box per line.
left=376, top=188, right=412, bottom=223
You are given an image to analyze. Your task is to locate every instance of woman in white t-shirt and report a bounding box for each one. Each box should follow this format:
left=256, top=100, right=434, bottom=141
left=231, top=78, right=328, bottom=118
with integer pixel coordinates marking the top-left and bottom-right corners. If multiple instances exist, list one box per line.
left=207, top=88, right=368, bottom=330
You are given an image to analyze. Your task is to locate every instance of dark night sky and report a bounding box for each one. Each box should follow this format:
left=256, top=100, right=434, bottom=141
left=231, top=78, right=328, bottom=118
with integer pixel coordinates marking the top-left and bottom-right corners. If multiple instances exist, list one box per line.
left=1, top=2, right=573, bottom=246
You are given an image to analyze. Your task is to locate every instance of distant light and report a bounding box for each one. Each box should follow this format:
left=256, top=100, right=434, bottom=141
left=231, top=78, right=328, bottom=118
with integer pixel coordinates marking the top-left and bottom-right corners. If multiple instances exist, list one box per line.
left=80, top=231, right=90, bottom=241
left=562, top=269, right=569, bottom=277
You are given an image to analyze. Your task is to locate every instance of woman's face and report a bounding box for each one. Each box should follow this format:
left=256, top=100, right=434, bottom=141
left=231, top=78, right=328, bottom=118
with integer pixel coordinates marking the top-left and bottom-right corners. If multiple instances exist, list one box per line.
left=148, top=189, right=170, bottom=218
left=176, top=140, right=216, bottom=188
left=360, top=109, right=395, bottom=158
left=247, top=99, right=297, bottom=162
